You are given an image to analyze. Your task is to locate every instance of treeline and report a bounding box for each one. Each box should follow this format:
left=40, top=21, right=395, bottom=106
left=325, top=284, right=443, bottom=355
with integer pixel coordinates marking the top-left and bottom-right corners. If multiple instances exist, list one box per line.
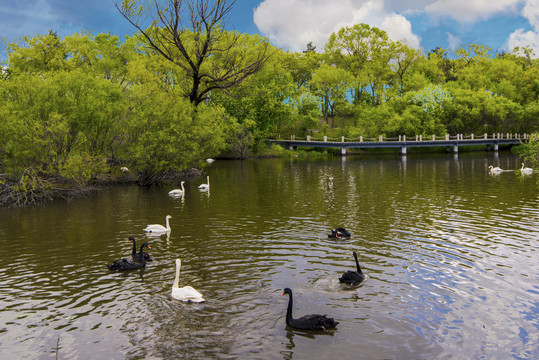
left=0, top=23, right=538, bottom=205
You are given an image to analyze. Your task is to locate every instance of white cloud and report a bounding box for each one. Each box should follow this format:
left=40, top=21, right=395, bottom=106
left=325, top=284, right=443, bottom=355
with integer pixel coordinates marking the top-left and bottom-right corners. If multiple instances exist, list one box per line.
left=446, top=33, right=462, bottom=50
left=381, top=14, right=421, bottom=48
left=505, top=0, right=539, bottom=56
left=253, top=0, right=421, bottom=52
left=424, top=0, right=520, bottom=23
left=521, top=0, right=539, bottom=28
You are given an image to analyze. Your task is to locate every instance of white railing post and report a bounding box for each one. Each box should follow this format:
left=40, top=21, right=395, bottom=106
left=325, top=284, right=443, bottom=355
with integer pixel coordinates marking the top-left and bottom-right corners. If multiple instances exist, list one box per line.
left=403, top=135, right=406, bottom=142
left=445, top=134, right=449, bottom=141
left=324, top=135, right=327, bottom=142
left=399, top=135, right=402, bottom=141
left=416, top=135, right=418, bottom=141
left=432, top=134, right=435, bottom=141
left=307, top=135, right=311, bottom=141
left=360, top=136, right=363, bottom=142
left=419, top=134, right=423, bottom=141
left=342, top=136, right=345, bottom=142
left=471, top=133, right=474, bottom=140
left=484, top=133, right=487, bottom=139
left=379, top=135, right=383, bottom=142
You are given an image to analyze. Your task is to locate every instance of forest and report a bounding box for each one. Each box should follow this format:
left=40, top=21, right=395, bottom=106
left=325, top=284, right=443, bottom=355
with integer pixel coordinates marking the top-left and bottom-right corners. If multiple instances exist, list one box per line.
left=0, top=3, right=538, bottom=206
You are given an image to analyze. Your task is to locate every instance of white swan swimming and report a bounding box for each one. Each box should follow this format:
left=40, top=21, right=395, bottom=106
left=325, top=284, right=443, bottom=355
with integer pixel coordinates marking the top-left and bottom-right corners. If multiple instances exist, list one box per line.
left=488, top=165, right=503, bottom=174
left=521, top=163, right=533, bottom=175
left=171, top=259, right=205, bottom=302
left=168, top=181, right=186, bottom=196
left=206, top=158, right=215, bottom=163
left=198, top=176, right=209, bottom=191
left=143, top=215, right=172, bottom=233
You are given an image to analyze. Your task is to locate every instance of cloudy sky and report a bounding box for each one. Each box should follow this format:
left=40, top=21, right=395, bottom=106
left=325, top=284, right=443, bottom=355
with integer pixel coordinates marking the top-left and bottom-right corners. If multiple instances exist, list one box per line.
left=1, top=0, right=538, bottom=60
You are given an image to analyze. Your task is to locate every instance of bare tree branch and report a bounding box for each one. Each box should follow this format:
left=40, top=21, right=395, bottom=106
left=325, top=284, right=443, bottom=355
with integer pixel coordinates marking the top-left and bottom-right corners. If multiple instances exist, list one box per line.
left=116, top=0, right=272, bottom=106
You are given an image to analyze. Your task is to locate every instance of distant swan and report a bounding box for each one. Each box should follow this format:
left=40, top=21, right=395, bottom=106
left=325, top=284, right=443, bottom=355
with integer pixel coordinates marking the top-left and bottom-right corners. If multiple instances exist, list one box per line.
left=206, top=158, right=215, bottom=163
left=328, top=227, right=351, bottom=238
left=171, top=259, right=205, bottom=303
left=107, top=242, right=151, bottom=271
left=488, top=165, right=503, bottom=174
left=281, top=288, right=338, bottom=330
left=143, top=215, right=172, bottom=233
left=339, top=251, right=364, bottom=286
left=521, top=163, right=533, bottom=175
left=168, top=181, right=186, bottom=196
left=198, top=176, right=210, bottom=191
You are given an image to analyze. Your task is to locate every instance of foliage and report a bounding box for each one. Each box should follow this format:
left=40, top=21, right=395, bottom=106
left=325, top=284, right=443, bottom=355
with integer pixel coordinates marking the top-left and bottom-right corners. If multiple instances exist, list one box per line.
left=520, top=133, right=539, bottom=168
left=1, top=18, right=539, bottom=206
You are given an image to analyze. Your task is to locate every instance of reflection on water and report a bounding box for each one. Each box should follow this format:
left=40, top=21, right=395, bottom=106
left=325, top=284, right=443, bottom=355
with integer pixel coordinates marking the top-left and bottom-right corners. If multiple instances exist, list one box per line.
left=0, top=152, right=538, bottom=359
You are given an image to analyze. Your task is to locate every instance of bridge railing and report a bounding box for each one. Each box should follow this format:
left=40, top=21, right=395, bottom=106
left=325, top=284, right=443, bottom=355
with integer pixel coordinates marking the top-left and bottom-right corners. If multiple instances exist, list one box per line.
left=278, top=133, right=530, bottom=143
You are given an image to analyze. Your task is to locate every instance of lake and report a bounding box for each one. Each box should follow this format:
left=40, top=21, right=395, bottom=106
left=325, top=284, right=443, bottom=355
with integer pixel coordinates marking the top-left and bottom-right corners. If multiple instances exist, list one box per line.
left=0, top=151, right=538, bottom=359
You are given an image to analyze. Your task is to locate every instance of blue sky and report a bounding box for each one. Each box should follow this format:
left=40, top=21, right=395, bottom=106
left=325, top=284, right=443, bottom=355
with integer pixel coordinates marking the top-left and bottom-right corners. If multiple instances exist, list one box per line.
left=1, top=0, right=538, bottom=61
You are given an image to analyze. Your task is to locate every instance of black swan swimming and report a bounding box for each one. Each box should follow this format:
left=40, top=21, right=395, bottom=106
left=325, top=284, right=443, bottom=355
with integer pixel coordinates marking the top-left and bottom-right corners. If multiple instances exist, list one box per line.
left=129, top=237, right=152, bottom=262
left=281, top=288, right=339, bottom=331
left=339, top=251, right=365, bottom=286
left=328, top=227, right=351, bottom=238
left=107, top=242, right=151, bottom=271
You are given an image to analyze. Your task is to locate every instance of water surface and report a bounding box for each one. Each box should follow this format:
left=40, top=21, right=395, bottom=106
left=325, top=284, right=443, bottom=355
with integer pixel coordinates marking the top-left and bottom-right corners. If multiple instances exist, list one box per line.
left=0, top=152, right=538, bottom=359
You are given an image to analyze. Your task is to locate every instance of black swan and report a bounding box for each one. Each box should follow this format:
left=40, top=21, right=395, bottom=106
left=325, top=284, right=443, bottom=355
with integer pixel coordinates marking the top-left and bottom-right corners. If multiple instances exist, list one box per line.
left=328, top=227, right=351, bottom=238
left=339, top=251, right=365, bottom=286
left=281, top=288, right=339, bottom=330
left=107, top=242, right=151, bottom=271
left=129, top=237, right=152, bottom=262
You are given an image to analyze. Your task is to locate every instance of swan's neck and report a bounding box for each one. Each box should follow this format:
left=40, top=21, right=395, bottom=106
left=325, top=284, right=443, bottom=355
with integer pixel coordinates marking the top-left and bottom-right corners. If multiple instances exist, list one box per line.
left=286, top=292, right=294, bottom=322
left=131, top=240, right=137, bottom=256
left=165, top=217, right=170, bottom=230
left=353, top=253, right=362, bottom=274
left=138, top=245, right=146, bottom=265
left=180, top=182, right=185, bottom=192
left=207, top=176, right=210, bottom=188
left=521, top=163, right=525, bottom=170
left=173, top=262, right=181, bottom=289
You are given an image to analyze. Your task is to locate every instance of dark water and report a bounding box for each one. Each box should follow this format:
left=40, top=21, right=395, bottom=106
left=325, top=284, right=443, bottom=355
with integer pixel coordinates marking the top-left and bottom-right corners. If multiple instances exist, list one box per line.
left=0, top=152, right=538, bottom=359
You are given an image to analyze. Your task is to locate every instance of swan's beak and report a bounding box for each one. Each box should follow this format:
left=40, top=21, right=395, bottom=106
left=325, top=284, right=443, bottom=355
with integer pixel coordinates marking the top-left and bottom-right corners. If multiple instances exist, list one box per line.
left=147, top=245, right=151, bottom=249
left=281, top=291, right=285, bottom=296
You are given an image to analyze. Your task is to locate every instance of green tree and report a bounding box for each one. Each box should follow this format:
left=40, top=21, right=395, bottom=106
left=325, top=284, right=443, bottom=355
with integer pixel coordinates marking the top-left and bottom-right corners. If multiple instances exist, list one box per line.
left=310, top=64, right=352, bottom=128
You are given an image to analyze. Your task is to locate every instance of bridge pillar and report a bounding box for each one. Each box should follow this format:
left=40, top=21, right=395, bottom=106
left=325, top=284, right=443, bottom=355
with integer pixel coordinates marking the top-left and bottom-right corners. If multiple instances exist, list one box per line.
left=341, top=148, right=347, bottom=155
left=400, top=146, right=407, bottom=155
left=453, top=145, right=458, bottom=153
left=494, top=143, right=499, bottom=152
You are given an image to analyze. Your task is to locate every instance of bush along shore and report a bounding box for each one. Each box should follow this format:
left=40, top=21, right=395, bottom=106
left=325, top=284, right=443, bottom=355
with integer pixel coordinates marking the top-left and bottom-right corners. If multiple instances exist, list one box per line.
left=0, top=167, right=204, bottom=208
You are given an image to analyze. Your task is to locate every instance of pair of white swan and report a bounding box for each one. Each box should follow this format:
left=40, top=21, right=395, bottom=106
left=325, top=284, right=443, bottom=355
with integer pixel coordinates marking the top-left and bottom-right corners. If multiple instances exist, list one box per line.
left=143, top=215, right=172, bottom=233
left=489, top=164, right=534, bottom=175
left=168, top=181, right=185, bottom=196
left=172, top=259, right=205, bottom=302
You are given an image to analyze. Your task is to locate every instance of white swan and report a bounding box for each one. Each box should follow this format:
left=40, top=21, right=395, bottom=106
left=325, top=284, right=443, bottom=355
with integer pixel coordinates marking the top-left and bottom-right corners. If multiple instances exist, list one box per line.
left=206, top=158, right=215, bottom=163
left=143, top=215, right=172, bottom=233
left=521, top=163, right=533, bottom=175
left=198, top=176, right=209, bottom=191
left=488, top=165, right=503, bottom=174
left=171, top=259, right=205, bottom=302
left=168, top=181, right=185, bottom=196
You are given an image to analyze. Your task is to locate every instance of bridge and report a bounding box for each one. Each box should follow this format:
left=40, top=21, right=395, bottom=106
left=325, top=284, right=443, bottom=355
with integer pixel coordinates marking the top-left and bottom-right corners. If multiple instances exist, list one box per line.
left=268, top=133, right=529, bottom=155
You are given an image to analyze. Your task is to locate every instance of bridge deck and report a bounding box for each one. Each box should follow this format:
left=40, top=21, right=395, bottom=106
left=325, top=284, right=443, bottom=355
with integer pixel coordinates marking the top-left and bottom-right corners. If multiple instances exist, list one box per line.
left=268, top=138, right=525, bottom=149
